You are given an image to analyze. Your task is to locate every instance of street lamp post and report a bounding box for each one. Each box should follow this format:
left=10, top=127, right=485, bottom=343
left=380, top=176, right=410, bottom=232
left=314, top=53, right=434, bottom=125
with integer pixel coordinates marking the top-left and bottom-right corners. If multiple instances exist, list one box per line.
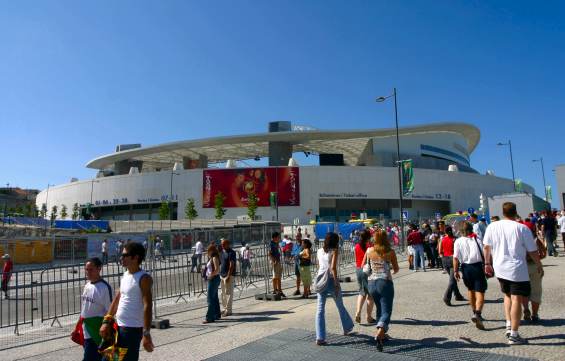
left=88, top=179, right=99, bottom=220
left=376, top=88, right=406, bottom=250
left=169, top=170, right=180, bottom=227
left=532, top=157, right=548, bottom=201
left=497, top=140, right=516, bottom=191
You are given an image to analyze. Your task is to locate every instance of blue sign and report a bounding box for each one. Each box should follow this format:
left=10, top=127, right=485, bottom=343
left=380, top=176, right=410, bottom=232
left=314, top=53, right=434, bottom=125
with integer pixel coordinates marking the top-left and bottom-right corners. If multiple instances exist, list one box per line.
left=401, top=211, right=408, bottom=220
left=435, top=212, right=442, bottom=220
left=467, top=207, right=475, bottom=215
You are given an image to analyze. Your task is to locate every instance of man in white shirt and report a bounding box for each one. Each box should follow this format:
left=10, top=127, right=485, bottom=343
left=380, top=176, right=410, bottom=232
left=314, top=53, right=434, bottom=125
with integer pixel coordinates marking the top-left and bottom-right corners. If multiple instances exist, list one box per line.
left=100, top=242, right=154, bottom=360
left=454, top=222, right=488, bottom=330
left=78, top=257, right=112, bottom=361
left=558, top=210, right=565, bottom=249
left=101, top=239, right=108, bottom=265
left=191, top=240, right=204, bottom=272
left=470, top=214, right=485, bottom=241
left=483, top=202, right=543, bottom=345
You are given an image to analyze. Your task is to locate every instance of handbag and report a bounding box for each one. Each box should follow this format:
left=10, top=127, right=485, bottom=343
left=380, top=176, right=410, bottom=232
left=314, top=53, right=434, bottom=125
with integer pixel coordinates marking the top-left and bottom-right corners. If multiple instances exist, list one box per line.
left=313, top=251, right=333, bottom=293
left=472, top=236, right=494, bottom=279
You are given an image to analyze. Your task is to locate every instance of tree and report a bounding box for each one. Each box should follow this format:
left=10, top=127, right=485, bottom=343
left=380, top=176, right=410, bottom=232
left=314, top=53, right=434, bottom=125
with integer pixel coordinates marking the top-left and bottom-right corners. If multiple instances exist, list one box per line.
left=50, top=205, right=58, bottom=225
left=247, top=192, right=258, bottom=220
left=24, top=203, right=33, bottom=217
left=158, top=201, right=170, bottom=220
left=40, top=203, right=47, bottom=218
left=60, top=204, right=68, bottom=219
left=15, top=204, right=23, bottom=216
left=214, top=192, right=226, bottom=220
left=34, top=204, right=39, bottom=218
left=72, top=203, right=80, bottom=220
left=185, top=198, right=198, bottom=220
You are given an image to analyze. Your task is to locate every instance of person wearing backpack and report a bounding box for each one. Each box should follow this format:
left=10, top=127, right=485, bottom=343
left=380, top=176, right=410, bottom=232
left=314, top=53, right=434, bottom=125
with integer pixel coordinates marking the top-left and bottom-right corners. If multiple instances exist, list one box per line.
left=203, top=244, right=221, bottom=324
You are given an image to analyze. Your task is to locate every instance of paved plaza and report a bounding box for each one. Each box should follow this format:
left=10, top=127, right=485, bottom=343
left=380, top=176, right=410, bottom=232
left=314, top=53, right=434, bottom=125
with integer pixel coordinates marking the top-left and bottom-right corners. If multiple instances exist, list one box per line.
left=7, top=255, right=565, bottom=361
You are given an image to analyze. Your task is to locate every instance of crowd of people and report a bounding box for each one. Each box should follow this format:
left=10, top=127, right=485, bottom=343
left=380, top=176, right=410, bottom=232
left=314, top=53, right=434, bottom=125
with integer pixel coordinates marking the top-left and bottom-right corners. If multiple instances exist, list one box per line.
left=3, top=206, right=561, bottom=360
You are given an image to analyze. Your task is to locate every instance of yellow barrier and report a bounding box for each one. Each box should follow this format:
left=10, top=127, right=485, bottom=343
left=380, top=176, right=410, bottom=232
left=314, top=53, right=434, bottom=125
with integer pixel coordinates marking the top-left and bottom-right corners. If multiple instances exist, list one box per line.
left=0, top=240, right=54, bottom=264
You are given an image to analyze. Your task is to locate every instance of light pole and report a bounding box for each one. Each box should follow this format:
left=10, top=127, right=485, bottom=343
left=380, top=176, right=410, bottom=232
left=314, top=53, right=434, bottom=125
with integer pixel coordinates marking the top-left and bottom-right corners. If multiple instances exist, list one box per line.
left=44, top=183, right=54, bottom=217
left=497, top=140, right=516, bottom=191
left=532, top=157, right=548, bottom=201
left=88, top=179, right=100, bottom=219
left=376, top=87, right=406, bottom=250
left=169, top=170, right=180, bottom=227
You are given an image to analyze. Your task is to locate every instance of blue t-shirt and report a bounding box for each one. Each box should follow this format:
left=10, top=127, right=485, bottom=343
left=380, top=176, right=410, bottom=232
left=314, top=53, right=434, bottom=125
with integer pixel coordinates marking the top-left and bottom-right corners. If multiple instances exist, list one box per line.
left=270, top=241, right=281, bottom=261
left=291, top=243, right=302, bottom=262
left=220, top=248, right=237, bottom=277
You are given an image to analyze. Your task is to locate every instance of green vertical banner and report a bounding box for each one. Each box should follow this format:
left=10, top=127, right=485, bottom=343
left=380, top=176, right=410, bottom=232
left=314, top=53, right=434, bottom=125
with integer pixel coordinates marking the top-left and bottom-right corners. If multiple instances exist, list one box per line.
left=401, top=160, right=414, bottom=196
left=269, top=192, right=278, bottom=209
left=515, top=179, right=523, bottom=192
left=545, top=185, right=552, bottom=202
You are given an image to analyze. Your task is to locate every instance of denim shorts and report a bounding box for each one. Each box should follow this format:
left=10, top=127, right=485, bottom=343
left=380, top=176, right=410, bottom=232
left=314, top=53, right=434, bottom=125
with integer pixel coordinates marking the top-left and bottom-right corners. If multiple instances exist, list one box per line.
left=355, top=268, right=369, bottom=296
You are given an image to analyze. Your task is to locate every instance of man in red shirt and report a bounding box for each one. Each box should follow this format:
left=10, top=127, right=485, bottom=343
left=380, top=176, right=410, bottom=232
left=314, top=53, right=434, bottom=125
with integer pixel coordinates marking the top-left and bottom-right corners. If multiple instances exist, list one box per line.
left=407, top=224, right=426, bottom=271
left=2, top=254, right=14, bottom=299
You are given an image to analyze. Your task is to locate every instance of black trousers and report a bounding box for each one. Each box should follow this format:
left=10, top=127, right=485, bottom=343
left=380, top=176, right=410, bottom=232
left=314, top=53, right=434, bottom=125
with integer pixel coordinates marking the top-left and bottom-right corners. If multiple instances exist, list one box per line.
left=117, top=326, right=143, bottom=361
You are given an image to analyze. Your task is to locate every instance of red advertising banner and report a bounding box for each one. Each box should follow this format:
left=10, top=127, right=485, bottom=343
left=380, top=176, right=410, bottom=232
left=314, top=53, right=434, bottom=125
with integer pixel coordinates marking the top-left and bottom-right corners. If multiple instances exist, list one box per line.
left=202, top=167, right=300, bottom=208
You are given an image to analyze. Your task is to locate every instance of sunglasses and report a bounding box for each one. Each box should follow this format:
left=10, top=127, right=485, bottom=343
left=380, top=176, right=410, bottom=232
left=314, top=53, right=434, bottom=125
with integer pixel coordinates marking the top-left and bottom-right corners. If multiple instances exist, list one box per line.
left=120, top=253, right=132, bottom=258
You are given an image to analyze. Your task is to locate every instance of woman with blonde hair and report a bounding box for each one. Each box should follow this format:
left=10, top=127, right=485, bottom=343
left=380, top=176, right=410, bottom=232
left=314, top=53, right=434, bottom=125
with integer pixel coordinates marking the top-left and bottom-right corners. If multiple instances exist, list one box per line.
left=362, top=229, right=399, bottom=351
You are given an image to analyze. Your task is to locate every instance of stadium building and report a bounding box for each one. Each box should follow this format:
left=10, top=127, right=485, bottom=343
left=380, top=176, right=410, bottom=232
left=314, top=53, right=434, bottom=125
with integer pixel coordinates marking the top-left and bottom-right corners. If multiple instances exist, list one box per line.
left=36, top=121, right=534, bottom=224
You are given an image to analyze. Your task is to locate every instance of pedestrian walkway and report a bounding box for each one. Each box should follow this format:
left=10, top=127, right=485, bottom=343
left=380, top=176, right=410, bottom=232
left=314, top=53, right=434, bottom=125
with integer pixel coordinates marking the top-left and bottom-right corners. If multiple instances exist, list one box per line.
left=207, top=328, right=536, bottom=361
left=10, top=256, right=565, bottom=361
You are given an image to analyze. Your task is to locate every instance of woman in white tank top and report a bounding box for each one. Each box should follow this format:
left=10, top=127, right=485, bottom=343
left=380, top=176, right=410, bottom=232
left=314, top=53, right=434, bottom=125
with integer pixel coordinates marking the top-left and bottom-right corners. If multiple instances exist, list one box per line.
left=362, top=229, right=399, bottom=351
left=315, top=232, right=354, bottom=345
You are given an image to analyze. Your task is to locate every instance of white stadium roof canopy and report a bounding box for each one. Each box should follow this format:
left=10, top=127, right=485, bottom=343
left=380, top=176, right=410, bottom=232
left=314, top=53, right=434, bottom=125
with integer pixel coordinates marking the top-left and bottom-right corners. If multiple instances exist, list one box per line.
left=85, top=122, right=480, bottom=170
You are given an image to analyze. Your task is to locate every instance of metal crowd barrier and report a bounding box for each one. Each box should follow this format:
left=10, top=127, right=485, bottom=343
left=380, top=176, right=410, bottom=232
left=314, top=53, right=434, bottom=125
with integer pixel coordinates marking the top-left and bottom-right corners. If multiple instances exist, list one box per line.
left=0, top=270, right=36, bottom=334
left=0, top=225, right=364, bottom=350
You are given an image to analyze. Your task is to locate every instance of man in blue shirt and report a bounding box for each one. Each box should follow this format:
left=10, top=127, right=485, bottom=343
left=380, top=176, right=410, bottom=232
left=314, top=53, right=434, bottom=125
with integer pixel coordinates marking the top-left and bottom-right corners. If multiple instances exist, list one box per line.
left=220, top=238, right=237, bottom=316
left=291, top=235, right=303, bottom=296
left=269, top=232, right=285, bottom=297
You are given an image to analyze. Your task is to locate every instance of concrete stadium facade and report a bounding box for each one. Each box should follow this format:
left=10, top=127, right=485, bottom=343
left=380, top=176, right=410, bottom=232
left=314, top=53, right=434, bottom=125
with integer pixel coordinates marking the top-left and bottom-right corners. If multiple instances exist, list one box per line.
left=35, top=122, right=534, bottom=224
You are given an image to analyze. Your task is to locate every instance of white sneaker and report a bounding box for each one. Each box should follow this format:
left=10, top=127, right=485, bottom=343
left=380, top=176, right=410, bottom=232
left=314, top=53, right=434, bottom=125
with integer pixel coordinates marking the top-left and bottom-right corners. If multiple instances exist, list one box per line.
left=508, top=334, right=527, bottom=345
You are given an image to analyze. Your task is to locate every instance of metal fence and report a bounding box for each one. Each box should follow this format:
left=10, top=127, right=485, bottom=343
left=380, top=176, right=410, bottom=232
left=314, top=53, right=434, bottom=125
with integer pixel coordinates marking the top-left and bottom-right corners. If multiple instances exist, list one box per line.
left=0, top=224, right=370, bottom=350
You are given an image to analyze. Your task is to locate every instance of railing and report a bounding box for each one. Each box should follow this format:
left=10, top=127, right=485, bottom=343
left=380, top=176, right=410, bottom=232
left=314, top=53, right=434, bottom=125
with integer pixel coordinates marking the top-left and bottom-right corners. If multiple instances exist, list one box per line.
left=0, top=223, right=378, bottom=350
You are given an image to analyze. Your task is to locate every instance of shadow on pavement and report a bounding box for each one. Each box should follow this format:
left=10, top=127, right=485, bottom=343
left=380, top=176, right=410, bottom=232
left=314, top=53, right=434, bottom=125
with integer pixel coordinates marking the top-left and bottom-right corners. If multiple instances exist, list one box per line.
left=392, top=317, right=468, bottom=327
left=526, top=333, right=565, bottom=346
left=233, top=310, right=294, bottom=316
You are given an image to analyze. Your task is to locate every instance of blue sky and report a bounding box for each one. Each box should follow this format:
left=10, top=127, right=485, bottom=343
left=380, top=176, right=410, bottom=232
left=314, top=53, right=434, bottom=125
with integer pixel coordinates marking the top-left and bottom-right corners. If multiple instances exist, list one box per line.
left=1, top=1, right=564, bottom=204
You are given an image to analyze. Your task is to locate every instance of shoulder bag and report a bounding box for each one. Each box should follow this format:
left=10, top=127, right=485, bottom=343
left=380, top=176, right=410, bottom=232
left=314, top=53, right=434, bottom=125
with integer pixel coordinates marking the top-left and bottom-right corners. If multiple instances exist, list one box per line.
left=313, top=251, right=332, bottom=293
left=472, top=236, right=494, bottom=278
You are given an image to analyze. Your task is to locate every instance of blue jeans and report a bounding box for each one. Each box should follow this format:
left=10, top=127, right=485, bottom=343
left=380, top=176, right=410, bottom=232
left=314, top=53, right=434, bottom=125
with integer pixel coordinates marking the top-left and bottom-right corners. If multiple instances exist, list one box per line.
left=315, top=277, right=354, bottom=341
left=83, top=338, right=102, bottom=361
left=412, top=244, right=426, bottom=271
left=367, top=279, right=394, bottom=332
left=206, top=275, right=221, bottom=321
left=545, top=232, right=556, bottom=256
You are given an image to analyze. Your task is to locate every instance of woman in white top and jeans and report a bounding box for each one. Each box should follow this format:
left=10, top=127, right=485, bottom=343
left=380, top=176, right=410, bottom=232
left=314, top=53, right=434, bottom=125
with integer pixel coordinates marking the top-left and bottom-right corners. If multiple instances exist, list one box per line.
left=315, top=232, right=354, bottom=345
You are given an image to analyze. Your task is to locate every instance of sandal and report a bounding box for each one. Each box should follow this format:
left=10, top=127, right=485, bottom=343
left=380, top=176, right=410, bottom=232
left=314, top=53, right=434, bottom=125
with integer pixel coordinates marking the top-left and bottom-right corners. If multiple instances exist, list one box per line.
left=367, top=317, right=376, bottom=324
left=355, top=315, right=361, bottom=323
